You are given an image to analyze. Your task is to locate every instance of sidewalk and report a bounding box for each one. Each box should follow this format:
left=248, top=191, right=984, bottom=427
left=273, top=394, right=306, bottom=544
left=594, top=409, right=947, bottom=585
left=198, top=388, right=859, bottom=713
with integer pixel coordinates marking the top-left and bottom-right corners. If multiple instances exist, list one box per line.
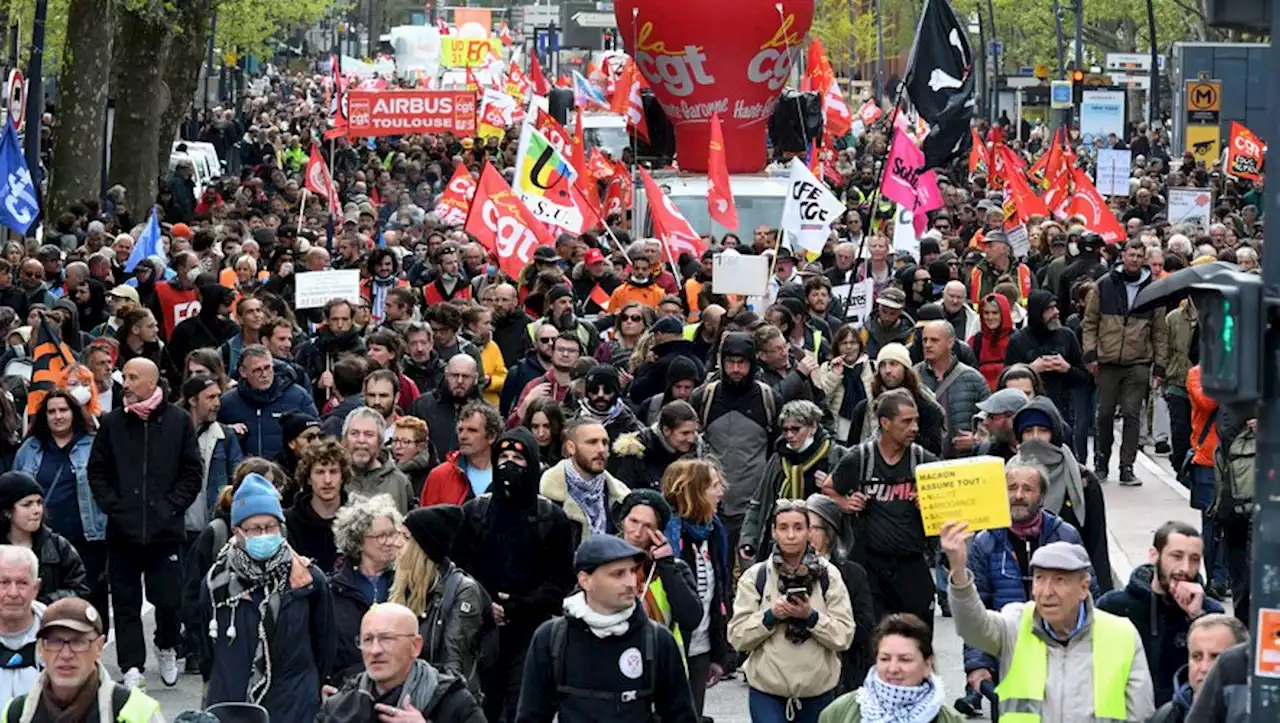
left=1095, top=441, right=1203, bottom=590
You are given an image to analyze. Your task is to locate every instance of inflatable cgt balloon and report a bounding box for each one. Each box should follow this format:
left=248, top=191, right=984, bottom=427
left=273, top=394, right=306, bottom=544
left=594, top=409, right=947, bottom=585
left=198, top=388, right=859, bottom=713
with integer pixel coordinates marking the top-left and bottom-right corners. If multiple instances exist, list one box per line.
left=614, top=0, right=814, bottom=173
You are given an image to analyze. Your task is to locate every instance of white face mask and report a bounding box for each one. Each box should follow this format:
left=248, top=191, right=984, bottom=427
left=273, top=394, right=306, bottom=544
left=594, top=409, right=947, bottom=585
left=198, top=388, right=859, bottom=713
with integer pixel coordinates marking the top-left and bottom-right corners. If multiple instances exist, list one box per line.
left=186, top=267, right=200, bottom=283
left=1068, top=242, right=1079, bottom=256
left=69, top=386, right=91, bottom=406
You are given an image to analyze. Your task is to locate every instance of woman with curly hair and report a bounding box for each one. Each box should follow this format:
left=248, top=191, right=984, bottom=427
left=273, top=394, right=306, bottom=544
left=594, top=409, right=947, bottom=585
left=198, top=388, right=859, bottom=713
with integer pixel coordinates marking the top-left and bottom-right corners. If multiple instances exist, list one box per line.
left=327, top=493, right=405, bottom=686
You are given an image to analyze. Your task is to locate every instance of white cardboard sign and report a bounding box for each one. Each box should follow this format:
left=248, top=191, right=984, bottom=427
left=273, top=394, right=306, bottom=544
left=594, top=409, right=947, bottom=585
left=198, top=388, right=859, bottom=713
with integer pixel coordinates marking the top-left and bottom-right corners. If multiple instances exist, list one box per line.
left=711, top=253, right=770, bottom=298
left=295, top=269, right=362, bottom=310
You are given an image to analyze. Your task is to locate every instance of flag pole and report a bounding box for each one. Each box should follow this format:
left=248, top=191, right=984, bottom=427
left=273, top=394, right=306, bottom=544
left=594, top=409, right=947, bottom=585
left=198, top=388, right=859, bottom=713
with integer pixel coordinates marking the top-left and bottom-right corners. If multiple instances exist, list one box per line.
left=297, top=189, right=308, bottom=234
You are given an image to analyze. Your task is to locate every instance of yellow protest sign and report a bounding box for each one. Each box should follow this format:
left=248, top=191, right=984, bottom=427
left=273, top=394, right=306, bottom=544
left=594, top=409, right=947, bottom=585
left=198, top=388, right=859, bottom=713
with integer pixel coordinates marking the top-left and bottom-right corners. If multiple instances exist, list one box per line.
left=442, top=38, right=498, bottom=68
left=915, top=456, right=1010, bottom=536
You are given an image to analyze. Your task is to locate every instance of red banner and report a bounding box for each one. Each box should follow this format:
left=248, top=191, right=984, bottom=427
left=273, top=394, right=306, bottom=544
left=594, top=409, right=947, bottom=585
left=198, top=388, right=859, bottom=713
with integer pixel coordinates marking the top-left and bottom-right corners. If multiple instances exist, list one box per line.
left=1227, top=121, right=1265, bottom=181
left=433, top=164, right=477, bottom=225
left=345, top=90, right=477, bottom=137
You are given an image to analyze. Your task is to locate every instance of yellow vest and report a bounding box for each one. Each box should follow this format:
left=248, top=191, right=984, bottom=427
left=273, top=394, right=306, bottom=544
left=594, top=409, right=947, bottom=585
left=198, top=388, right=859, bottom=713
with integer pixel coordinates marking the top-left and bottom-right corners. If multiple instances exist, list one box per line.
left=994, top=604, right=1133, bottom=723
left=682, top=323, right=700, bottom=341
left=2, top=686, right=160, bottom=722
left=648, top=576, right=688, bottom=671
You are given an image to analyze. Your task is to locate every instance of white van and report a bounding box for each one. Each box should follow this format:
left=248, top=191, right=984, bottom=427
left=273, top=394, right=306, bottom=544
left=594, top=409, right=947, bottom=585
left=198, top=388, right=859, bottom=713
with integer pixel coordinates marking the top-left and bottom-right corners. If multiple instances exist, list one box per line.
left=633, top=170, right=790, bottom=240
left=169, top=141, right=222, bottom=197
left=571, top=112, right=629, bottom=159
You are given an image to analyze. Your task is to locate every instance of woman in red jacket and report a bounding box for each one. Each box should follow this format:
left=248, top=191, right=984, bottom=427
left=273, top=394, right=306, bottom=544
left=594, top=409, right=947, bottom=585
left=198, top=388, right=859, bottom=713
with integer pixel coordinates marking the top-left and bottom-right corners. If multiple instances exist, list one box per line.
left=968, top=293, right=1013, bottom=390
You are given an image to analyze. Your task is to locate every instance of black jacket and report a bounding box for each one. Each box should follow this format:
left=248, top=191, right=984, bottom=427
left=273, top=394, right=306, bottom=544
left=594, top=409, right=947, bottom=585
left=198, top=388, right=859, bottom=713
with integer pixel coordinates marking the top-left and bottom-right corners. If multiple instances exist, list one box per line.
left=1185, top=642, right=1249, bottom=723
left=848, top=389, right=946, bottom=456
left=492, top=312, right=533, bottom=378
left=500, top=352, right=546, bottom=416
left=1058, top=251, right=1109, bottom=314
left=607, top=426, right=707, bottom=491
left=410, top=389, right=480, bottom=457
left=87, top=402, right=203, bottom=546
left=318, top=662, right=485, bottom=723
left=167, top=286, right=238, bottom=384
left=27, top=526, right=90, bottom=604
left=321, top=394, right=364, bottom=439
left=1004, top=289, right=1088, bottom=423
left=452, top=494, right=576, bottom=639
left=284, top=491, right=343, bottom=574
left=629, top=340, right=707, bottom=405
left=327, top=561, right=395, bottom=687
left=673, top=517, right=733, bottom=668
left=296, top=328, right=367, bottom=405
left=515, top=603, right=699, bottom=723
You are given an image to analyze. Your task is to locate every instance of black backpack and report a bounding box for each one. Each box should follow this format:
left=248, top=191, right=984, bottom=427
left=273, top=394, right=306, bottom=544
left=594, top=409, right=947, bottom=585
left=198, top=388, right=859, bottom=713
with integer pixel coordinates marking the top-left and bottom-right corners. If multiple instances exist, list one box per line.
left=753, top=562, right=830, bottom=599
left=548, top=615, right=661, bottom=708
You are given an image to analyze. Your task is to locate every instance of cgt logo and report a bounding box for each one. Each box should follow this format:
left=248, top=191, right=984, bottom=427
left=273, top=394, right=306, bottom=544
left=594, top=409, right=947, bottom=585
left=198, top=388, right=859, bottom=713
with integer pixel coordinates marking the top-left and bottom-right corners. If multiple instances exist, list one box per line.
left=1234, top=133, right=1262, bottom=157
left=480, top=196, right=540, bottom=264
left=635, top=23, right=714, bottom=98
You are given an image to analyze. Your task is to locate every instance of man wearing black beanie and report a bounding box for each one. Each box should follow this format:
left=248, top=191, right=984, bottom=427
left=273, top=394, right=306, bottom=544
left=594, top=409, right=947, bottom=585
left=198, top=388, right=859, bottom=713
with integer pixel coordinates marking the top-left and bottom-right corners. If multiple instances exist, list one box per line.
left=578, top=364, right=643, bottom=442
left=452, top=427, right=575, bottom=723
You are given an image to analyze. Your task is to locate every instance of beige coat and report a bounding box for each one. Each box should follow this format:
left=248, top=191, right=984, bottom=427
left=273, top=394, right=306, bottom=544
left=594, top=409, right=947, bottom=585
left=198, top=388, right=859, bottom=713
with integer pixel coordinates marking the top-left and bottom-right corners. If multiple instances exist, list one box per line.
left=539, top=460, right=629, bottom=545
left=728, top=558, right=854, bottom=699
left=949, top=569, right=1154, bottom=723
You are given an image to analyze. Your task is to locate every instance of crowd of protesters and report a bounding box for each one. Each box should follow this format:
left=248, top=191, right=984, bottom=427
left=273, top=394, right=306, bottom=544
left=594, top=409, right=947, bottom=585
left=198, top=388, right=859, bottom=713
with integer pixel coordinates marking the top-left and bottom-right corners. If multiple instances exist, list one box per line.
left=0, top=69, right=1259, bottom=723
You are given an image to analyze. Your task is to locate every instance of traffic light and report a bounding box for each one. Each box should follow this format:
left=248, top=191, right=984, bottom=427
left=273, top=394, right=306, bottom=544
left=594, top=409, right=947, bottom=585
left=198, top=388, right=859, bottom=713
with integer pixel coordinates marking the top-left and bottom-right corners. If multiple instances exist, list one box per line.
left=1192, top=270, right=1264, bottom=403
left=1070, top=69, right=1085, bottom=104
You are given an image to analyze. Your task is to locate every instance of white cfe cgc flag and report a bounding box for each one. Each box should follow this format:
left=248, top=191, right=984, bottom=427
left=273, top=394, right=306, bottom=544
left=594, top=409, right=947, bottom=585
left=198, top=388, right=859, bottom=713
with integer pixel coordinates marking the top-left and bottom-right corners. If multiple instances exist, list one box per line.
left=780, top=157, right=844, bottom=255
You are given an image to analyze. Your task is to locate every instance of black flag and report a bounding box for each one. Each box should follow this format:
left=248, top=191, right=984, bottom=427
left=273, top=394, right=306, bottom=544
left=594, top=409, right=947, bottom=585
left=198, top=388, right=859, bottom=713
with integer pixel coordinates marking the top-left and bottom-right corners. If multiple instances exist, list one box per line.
left=903, top=0, right=976, bottom=169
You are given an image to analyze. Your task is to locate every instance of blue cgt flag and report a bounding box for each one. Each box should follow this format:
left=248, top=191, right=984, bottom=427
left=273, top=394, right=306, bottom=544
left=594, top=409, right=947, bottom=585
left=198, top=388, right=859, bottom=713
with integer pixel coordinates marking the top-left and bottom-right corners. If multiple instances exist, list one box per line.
left=0, top=123, right=38, bottom=236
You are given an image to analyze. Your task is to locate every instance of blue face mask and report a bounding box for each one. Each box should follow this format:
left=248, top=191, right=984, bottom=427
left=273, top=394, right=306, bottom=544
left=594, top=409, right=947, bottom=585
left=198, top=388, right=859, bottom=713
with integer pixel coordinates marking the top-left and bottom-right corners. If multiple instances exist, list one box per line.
left=244, top=533, right=284, bottom=561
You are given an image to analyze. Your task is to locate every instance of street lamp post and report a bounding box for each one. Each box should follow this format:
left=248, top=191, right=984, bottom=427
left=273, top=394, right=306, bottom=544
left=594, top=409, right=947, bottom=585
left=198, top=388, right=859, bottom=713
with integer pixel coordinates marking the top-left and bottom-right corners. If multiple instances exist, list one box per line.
left=1146, top=0, right=1159, bottom=125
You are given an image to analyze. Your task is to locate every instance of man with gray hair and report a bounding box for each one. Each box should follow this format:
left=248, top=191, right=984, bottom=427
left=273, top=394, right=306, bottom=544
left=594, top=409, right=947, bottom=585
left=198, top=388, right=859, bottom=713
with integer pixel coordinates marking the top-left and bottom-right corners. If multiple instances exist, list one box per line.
left=952, top=461, right=1094, bottom=716
left=1235, top=245, right=1259, bottom=272
left=0, top=544, right=43, bottom=705
left=740, top=400, right=846, bottom=562
left=217, top=344, right=318, bottom=459
left=343, top=407, right=414, bottom=513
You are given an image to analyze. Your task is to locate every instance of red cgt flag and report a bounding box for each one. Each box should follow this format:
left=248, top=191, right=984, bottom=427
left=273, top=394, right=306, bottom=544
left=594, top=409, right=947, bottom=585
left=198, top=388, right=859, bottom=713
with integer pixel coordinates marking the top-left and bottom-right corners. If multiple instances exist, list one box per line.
left=528, top=54, right=550, bottom=95
left=1066, top=167, right=1126, bottom=244
left=432, top=164, right=477, bottom=226
left=611, top=60, right=650, bottom=142
left=706, top=113, right=738, bottom=230
left=805, top=40, right=852, bottom=138
left=640, top=167, right=706, bottom=261
left=572, top=107, right=605, bottom=229
left=304, top=145, right=342, bottom=223
left=968, top=128, right=990, bottom=179
left=465, top=162, right=556, bottom=280
left=1226, top=121, right=1265, bottom=181
left=587, top=148, right=616, bottom=180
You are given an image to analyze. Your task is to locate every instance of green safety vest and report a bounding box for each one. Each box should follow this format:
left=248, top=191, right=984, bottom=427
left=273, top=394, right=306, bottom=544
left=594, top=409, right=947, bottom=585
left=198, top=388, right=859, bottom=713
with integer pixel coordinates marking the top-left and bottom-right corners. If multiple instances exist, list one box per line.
left=682, top=323, right=700, bottom=341
left=3, top=686, right=160, bottom=722
left=994, top=604, right=1133, bottom=723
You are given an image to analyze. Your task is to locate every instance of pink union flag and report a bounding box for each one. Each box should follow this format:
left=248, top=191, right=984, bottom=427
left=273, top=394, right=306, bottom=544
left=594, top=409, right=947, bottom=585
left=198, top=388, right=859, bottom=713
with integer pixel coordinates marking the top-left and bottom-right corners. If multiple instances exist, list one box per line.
left=880, top=128, right=944, bottom=236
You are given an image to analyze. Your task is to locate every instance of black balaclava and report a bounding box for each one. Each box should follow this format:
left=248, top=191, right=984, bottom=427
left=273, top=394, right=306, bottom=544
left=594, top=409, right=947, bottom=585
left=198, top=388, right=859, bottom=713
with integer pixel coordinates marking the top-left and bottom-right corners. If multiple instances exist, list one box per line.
left=492, top=427, right=541, bottom=508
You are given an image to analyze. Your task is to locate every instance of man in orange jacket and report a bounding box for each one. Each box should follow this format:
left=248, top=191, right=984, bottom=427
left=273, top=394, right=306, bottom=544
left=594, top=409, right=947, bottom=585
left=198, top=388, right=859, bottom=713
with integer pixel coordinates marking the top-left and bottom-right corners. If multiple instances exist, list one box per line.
left=608, top=254, right=665, bottom=311
left=1186, top=364, right=1228, bottom=595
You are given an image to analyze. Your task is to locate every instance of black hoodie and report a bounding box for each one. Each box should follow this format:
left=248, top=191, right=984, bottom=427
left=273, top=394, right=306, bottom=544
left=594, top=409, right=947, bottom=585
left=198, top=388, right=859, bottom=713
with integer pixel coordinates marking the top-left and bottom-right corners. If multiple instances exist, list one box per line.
left=452, top=427, right=577, bottom=640
left=167, top=284, right=238, bottom=383
left=1004, top=289, right=1087, bottom=424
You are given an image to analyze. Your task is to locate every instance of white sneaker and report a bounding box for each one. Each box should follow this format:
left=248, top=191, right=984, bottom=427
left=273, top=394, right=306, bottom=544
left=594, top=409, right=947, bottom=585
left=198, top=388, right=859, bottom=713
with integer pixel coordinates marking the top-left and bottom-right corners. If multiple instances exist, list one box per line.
left=157, top=649, right=179, bottom=687
left=122, top=667, right=145, bottom=690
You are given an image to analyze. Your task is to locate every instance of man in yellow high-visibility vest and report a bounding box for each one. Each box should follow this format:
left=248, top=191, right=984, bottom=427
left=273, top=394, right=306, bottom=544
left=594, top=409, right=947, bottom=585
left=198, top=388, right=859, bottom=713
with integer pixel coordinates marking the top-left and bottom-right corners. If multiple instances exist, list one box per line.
left=940, top=520, right=1155, bottom=723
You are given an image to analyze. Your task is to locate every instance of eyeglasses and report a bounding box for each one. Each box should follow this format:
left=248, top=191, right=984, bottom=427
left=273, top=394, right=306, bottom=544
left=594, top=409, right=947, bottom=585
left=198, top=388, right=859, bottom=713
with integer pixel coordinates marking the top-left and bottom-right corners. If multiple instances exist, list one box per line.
left=369, top=530, right=407, bottom=545
left=240, top=522, right=281, bottom=537
left=356, top=632, right=417, bottom=650
left=39, top=635, right=99, bottom=653
left=391, top=437, right=423, bottom=447
left=780, top=424, right=807, bottom=434
left=621, top=314, right=644, bottom=322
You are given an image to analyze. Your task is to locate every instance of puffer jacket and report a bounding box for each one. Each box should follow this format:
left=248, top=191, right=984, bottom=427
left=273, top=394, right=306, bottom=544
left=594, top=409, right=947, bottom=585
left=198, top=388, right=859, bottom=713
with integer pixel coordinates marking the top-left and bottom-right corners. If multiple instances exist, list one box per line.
left=25, top=526, right=90, bottom=604
left=1082, top=265, right=1168, bottom=372
left=962, top=510, right=1095, bottom=674
left=217, top=360, right=319, bottom=459
left=727, top=557, right=855, bottom=699
left=913, top=356, right=990, bottom=447
left=607, top=424, right=709, bottom=491
left=1096, top=564, right=1224, bottom=707
left=327, top=560, right=394, bottom=687
left=949, top=571, right=1155, bottom=723
left=1149, top=665, right=1192, bottom=723
left=1161, top=301, right=1197, bottom=391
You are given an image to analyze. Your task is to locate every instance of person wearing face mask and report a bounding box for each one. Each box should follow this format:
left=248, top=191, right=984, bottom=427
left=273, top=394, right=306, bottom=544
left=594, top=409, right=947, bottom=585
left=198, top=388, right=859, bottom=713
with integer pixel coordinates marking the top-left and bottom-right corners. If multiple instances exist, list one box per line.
left=608, top=255, right=665, bottom=311
left=452, top=427, right=576, bottom=722
left=200, top=472, right=336, bottom=722
left=166, top=284, right=237, bottom=388
left=151, top=250, right=201, bottom=341
left=576, top=364, right=643, bottom=442
left=740, top=401, right=847, bottom=565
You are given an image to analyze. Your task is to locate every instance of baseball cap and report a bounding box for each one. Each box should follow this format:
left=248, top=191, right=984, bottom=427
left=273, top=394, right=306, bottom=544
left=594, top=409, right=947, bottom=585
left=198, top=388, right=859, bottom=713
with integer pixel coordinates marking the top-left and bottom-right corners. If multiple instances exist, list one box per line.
left=584, top=248, right=605, bottom=265
left=985, top=231, right=1011, bottom=247
left=976, top=388, right=1029, bottom=416
left=181, top=375, right=220, bottom=404
left=651, top=317, right=684, bottom=335
left=38, top=597, right=104, bottom=637
left=533, top=246, right=559, bottom=263
left=876, top=287, right=907, bottom=310
left=574, top=535, right=646, bottom=573
left=1030, top=541, right=1092, bottom=572
left=109, top=285, right=140, bottom=304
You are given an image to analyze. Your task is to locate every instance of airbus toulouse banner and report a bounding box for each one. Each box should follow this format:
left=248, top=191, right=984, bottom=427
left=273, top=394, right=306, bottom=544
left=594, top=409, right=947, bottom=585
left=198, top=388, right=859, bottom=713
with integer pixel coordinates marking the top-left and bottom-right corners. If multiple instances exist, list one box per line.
left=345, top=90, right=477, bottom=137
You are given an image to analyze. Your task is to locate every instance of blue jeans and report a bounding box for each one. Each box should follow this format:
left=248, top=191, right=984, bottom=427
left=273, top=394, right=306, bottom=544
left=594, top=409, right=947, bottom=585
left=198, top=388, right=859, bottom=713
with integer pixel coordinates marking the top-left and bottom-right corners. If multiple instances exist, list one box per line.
left=1191, top=465, right=1229, bottom=586
left=748, top=687, right=836, bottom=723
left=1072, top=383, right=1096, bottom=463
